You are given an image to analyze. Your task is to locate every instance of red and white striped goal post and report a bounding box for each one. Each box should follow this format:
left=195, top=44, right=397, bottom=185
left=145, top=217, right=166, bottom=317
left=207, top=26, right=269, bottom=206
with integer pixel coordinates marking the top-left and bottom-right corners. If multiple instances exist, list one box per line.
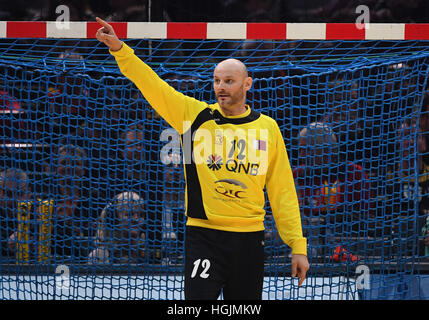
left=0, top=22, right=428, bottom=40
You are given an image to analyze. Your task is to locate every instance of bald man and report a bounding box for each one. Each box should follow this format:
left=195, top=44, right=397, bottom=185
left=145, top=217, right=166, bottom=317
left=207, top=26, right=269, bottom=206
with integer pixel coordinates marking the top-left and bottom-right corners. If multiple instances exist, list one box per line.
left=213, top=58, right=252, bottom=116
left=95, top=18, right=309, bottom=300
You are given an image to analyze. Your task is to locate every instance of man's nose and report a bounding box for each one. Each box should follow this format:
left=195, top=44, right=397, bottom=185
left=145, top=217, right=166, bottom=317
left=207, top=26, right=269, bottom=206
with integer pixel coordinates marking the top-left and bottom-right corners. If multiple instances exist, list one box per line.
left=216, top=81, right=226, bottom=90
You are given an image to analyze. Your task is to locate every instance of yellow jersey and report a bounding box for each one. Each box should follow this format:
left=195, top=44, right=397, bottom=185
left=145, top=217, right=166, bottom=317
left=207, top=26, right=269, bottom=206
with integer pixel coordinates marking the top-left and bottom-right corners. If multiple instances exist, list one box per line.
left=110, top=42, right=307, bottom=255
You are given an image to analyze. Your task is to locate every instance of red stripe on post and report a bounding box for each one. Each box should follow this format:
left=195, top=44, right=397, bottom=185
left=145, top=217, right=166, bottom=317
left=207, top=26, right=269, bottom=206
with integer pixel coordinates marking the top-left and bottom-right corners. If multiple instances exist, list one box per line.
left=87, top=21, right=127, bottom=39
left=7, top=21, right=46, bottom=38
left=326, top=23, right=365, bottom=40
left=167, top=23, right=207, bottom=39
left=247, top=23, right=286, bottom=39
left=405, top=24, right=429, bottom=40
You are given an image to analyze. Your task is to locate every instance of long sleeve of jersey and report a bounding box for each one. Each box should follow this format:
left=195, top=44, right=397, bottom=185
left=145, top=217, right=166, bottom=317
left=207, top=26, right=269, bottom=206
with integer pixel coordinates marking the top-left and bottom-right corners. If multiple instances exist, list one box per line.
left=109, top=42, right=206, bottom=133
left=266, top=124, right=307, bottom=255
left=110, top=42, right=307, bottom=256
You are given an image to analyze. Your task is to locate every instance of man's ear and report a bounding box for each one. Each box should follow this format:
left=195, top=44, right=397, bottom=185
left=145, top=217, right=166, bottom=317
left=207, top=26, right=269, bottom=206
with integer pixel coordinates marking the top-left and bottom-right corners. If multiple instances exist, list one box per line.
left=245, top=76, right=253, bottom=91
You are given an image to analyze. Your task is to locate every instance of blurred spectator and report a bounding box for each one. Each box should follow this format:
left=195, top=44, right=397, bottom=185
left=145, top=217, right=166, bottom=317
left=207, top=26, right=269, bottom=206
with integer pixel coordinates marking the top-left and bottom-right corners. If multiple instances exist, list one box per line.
left=49, top=144, right=93, bottom=261
left=0, top=168, right=31, bottom=258
left=115, top=122, right=145, bottom=196
left=161, top=136, right=185, bottom=249
left=88, top=191, right=145, bottom=264
left=293, top=122, right=372, bottom=259
left=46, top=51, right=88, bottom=143
left=322, top=80, right=364, bottom=164
left=422, top=215, right=429, bottom=256
left=0, top=91, right=26, bottom=144
left=419, top=95, right=429, bottom=249
left=386, top=119, right=429, bottom=256
left=115, top=120, right=164, bottom=263
left=420, top=93, right=429, bottom=145
left=75, top=92, right=124, bottom=206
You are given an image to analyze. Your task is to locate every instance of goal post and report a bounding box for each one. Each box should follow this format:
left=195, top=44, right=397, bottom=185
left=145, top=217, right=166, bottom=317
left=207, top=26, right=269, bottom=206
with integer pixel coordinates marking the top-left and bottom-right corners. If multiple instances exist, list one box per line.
left=0, top=22, right=428, bottom=300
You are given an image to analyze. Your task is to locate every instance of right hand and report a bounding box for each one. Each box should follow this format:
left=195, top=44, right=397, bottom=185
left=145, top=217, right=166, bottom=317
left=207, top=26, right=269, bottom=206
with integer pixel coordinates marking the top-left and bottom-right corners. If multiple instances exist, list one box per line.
left=95, top=17, right=123, bottom=52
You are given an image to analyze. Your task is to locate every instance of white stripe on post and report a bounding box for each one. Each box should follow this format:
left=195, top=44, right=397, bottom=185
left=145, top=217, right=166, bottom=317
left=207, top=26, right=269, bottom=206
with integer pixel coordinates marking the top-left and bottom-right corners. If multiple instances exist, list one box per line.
left=207, top=23, right=246, bottom=39
left=0, top=21, right=5, bottom=38
left=286, top=23, right=326, bottom=39
left=127, top=22, right=167, bottom=39
left=46, top=21, right=86, bottom=38
left=365, top=23, right=405, bottom=40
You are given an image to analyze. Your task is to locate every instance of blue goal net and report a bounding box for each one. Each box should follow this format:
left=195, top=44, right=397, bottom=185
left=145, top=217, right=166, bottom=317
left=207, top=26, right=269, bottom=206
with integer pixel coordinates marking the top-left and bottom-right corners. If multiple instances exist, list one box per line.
left=0, top=35, right=428, bottom=300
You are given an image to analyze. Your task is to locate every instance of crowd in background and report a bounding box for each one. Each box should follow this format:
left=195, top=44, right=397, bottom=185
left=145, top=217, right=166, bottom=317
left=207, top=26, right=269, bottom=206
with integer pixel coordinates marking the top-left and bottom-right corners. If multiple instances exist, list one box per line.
left=0, top=0, right=428, bottom=23
left=0, top=0, right=428, bottom=266
left=0, top=67, right=427, bottom=265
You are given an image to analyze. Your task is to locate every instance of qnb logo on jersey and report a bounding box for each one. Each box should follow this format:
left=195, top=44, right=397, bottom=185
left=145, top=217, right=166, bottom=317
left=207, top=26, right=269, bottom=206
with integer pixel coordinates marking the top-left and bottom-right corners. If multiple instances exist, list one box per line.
left=225, top=159, right=260, bottom=176
left=207, top=154, right=223, bottom=171
left=214, top=179, right=248, bottom=200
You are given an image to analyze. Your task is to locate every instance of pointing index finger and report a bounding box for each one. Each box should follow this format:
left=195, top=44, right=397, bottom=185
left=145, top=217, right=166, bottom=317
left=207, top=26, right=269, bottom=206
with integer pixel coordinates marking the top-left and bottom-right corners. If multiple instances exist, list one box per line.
left=298, top=271, right=307, bottom=287
left=96, top=17, right=111, bottom=30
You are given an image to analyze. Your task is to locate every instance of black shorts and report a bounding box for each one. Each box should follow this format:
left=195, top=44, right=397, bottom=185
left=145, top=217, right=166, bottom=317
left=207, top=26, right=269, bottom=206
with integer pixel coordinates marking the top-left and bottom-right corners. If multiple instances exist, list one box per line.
left=184, top=226, right=265, bottom=300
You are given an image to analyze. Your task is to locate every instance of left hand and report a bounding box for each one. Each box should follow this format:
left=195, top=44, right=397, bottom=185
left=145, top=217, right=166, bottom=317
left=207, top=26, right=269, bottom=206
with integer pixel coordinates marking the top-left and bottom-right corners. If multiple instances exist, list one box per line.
left=291, top=254, right=310, bottom=287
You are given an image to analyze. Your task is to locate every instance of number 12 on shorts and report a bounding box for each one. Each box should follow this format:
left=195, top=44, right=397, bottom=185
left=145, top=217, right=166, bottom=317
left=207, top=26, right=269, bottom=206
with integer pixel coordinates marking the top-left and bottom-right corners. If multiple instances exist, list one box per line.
left=191, top=258, right=211, bottom=279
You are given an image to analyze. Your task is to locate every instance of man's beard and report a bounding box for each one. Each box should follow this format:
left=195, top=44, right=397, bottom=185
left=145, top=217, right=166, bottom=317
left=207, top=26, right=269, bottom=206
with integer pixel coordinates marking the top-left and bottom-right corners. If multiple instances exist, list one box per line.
left=216, top=90, right=243, bottom=108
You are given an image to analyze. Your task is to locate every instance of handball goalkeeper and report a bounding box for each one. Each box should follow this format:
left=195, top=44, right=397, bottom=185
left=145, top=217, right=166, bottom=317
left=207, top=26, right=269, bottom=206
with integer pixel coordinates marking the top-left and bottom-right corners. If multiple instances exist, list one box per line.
left=95, top=17, right=309, bottom=300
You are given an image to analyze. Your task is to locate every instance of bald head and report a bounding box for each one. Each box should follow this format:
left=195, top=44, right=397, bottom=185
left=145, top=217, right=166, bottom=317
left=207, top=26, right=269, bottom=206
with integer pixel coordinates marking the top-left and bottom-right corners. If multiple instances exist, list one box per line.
left=213, top=58, right=252, bottom=116
left=214, top=58, right=248, bottom=79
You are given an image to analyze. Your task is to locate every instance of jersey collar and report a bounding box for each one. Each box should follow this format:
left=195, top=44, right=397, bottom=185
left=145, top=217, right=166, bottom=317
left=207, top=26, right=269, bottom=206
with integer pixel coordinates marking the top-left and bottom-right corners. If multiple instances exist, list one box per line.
left=214, top=103, right=251, bottom=119
left=212, top=104, right=260, bottom=125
